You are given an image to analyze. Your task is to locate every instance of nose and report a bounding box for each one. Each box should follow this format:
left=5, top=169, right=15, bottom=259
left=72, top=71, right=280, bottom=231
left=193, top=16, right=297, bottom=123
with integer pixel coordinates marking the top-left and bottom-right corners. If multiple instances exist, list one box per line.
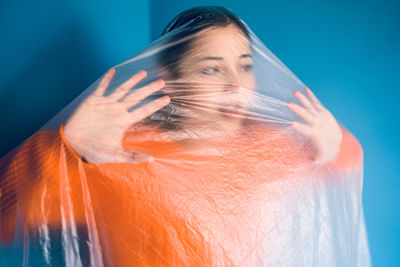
left=222, top=70, right=243, bottom=93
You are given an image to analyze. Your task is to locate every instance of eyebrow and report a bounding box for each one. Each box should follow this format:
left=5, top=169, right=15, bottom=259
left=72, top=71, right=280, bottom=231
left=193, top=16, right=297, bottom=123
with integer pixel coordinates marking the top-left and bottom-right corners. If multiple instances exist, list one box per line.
left=239, top=54, right=252, bottom=59
left=198, top=54, right=252, bottom=61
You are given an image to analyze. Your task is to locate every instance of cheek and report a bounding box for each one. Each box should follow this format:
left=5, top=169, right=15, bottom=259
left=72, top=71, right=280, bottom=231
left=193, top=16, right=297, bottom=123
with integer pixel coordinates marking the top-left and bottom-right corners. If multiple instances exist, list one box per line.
left=240, top=72, right=256, bottom=90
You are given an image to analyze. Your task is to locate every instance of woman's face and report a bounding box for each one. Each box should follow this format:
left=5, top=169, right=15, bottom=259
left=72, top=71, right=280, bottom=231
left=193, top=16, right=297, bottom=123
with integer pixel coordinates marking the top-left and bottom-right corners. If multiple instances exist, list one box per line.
left=168, top=24, right=256, bottom=136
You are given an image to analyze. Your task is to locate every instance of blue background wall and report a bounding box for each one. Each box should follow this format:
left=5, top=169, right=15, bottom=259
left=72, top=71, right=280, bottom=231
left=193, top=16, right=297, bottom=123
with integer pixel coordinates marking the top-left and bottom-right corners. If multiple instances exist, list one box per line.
left=0, top=0, right=150, bottom=156
left=1, top=0, right=399, bottom=265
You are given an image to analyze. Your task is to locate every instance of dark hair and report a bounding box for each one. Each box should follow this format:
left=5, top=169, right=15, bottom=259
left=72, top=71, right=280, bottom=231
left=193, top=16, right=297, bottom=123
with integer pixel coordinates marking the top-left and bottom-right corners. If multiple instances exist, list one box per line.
left=158, top=6, right=249, bottom=79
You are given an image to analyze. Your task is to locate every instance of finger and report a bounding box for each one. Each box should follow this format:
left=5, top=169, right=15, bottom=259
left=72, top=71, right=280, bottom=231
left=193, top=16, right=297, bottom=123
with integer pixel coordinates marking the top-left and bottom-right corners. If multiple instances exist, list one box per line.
left=287, top=102, right=314, bottom=124
left=293, top=90, right=317, bottom=114
left=111, top=70, right=148, bottom=100
left=93, top=68, right=116, bottom=97
left=291, top=121, right=313, bottom=137
left=122, top=79, right=166, bottom=108
left=130, top=96, right=170, bottom=123
left=305, top=87, right=324, bottom=110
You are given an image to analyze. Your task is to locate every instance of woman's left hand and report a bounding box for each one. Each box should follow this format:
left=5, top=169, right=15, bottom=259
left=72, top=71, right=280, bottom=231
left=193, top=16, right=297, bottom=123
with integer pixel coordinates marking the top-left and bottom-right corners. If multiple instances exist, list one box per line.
left=287, top=87, right=343, bottom=165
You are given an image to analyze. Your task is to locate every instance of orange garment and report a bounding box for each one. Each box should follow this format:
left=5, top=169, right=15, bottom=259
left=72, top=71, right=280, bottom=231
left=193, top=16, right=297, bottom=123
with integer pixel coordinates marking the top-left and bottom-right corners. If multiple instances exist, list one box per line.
left=0, top=123, right=362, bottom=266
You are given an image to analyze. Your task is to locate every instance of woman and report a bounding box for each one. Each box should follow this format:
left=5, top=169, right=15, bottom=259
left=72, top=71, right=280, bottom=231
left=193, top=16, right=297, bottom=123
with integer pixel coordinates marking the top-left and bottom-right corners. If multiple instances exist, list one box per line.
left=0, top=6, right=369, bottom=267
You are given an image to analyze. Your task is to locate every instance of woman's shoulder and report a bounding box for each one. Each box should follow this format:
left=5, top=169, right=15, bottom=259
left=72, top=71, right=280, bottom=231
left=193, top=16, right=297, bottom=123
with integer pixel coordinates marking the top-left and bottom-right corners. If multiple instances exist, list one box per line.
left=244, top=121, right=302, bottom=147
left=244, top=121, right=363, bottom=171
left=241, top=121, right=313, bottom=163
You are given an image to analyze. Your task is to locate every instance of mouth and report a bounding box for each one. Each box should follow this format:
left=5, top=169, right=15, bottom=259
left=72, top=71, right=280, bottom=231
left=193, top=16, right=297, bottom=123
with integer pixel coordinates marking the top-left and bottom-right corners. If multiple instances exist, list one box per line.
left=218, top=104, right=244, bottom=119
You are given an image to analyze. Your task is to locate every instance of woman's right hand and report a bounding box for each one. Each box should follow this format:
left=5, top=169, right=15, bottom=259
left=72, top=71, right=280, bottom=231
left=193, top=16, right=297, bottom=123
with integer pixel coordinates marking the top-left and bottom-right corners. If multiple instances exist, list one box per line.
left=63, top=68, right=170, bottom=164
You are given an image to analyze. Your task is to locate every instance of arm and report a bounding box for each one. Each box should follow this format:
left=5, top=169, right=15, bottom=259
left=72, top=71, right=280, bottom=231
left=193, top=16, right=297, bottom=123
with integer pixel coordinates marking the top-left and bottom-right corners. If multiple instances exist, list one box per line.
left=0, top=125, right=89, bottom=243
left=0, top=66, right=169, bottom=242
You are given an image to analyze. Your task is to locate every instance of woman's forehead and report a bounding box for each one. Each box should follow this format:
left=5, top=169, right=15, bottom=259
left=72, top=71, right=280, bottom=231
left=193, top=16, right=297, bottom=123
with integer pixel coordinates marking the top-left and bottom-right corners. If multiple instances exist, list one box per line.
left=188, top=25, right=251, bottom=58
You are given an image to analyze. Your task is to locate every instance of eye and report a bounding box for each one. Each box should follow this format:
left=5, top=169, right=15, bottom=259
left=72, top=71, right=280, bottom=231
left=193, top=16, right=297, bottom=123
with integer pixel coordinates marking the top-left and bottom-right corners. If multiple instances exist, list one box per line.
left=201, top=66, right=220, bottom=75
left=241, top=64, right=253, bottom=72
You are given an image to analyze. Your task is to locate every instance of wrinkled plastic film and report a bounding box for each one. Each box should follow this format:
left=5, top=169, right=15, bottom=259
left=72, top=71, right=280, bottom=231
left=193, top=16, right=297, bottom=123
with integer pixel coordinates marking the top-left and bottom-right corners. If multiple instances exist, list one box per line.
left=1, top=11, right=370, bottom=267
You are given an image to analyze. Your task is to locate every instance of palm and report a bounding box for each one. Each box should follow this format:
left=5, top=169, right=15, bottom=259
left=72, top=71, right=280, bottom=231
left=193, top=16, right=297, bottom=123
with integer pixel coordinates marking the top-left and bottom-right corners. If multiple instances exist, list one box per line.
left=287, top=87, right=343, bottom=165
left=63, top=68, right=170, bottom=164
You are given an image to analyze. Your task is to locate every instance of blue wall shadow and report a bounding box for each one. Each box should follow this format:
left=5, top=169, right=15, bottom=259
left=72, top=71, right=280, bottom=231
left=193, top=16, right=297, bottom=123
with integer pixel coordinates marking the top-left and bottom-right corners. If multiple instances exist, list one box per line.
left=0, top=0, right=149, bottom=157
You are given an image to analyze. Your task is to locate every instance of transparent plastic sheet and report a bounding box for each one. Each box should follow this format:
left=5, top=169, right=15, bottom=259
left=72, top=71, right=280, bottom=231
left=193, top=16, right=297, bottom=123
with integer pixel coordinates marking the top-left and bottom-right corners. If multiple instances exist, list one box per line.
left=0, top=7, right=370, bottom=266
